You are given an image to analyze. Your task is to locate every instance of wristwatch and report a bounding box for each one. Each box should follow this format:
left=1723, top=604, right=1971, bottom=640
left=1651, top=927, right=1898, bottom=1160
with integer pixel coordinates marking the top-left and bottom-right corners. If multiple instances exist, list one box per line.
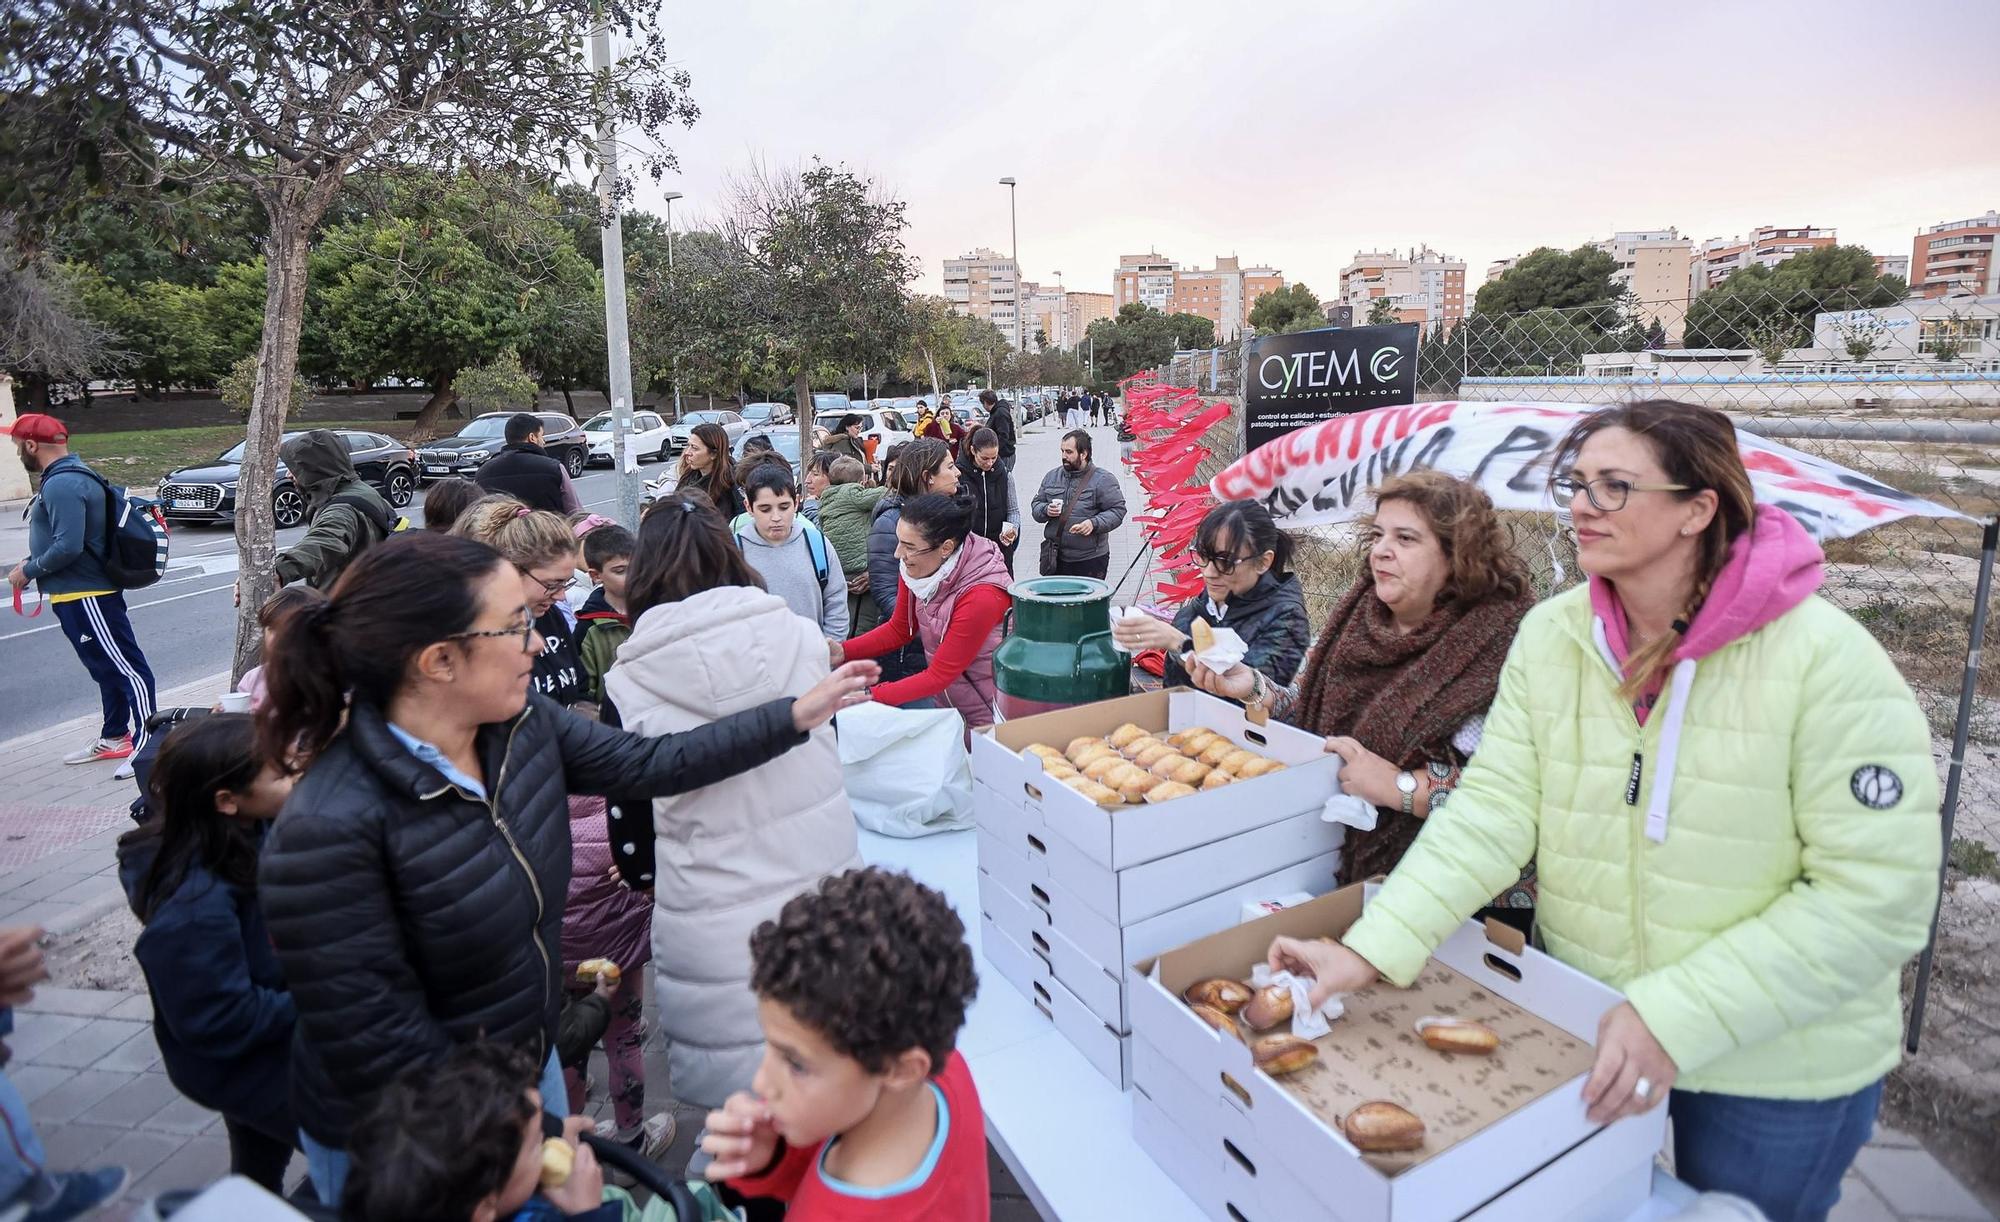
left=1395, top=770, right=1418, bottom=816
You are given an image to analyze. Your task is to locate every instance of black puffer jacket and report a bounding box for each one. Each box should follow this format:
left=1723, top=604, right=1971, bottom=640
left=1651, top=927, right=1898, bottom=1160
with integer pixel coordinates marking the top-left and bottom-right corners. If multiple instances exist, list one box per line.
left=259, top=693, right=805, bottom=1146
left=476, top=442, right=568, bottom=513
left=1159, top=570, right=1313, bottom=692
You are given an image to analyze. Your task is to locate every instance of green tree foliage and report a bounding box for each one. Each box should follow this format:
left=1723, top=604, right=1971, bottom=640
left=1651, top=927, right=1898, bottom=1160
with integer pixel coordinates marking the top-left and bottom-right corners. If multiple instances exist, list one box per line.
left=1366, top=297, right=1401, bottom=326
left=1247, top=282, right=1323, bottom=334
left=631, top=228, right=780, bottom=406
left=0, top=241, right=128, bottom=408
left=220, top=352, right=304, bottom=417
left=1473, top=246, right=1623, bottom=318
left=1082, top=302, right=1217, bottom=383
left=455, top=348, right=540, bottom=413
left=1681, top=245, right=1906, bottom=351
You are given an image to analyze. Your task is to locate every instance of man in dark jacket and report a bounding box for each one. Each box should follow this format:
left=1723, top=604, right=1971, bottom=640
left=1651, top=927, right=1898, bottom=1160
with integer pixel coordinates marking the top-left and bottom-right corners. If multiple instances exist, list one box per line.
left=978, top=390, right=1016, bottom=473
left=957, top=427, right=1019, bottom=572
left=273, top=430, right=399, bottom=592
left=4, top=413, right=157, bottom=768
left=474, top=413, right=572, bottom=513
left=1030, top=429, right=1127, bottom=580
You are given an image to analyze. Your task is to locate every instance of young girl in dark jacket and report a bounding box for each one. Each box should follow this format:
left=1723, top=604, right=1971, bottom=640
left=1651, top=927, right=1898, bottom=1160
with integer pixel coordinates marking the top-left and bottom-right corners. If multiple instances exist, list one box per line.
left=123, top=714, right=300, bottom=1193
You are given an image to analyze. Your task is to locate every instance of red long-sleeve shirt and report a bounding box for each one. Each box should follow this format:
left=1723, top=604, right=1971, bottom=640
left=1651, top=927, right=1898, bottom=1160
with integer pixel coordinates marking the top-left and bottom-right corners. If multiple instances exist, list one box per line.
left=844, top=582, right=1010, bottom=708
left=727, top=1052, right=989, bottom=1221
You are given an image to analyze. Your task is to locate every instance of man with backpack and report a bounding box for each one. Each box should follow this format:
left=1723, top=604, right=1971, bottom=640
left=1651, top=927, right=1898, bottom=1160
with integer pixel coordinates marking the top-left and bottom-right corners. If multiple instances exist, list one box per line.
left=272, top=430, right=403, bottom=591
left=5, top=413, right=158, bottom=771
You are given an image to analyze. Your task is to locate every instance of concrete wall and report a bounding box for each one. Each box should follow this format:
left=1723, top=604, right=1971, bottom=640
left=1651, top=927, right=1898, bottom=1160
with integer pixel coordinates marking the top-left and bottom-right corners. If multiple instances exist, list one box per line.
left=0, top=376, right=29, bottom=502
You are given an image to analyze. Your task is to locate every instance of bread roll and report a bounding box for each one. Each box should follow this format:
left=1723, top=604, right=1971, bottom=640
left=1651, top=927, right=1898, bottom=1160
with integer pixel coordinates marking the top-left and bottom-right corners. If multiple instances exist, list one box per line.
left=1107, top=723, right=1150, bottom=749
left=1119, top=735, right=1165, bottom=760
left=1082, top=755, right=1127, bottom=782
left=1132, top=742, right=1179, bottom=769
left=1159, top=757, right=1212, bottom=786
left=1169, top=726, right=1217, bottom=750
left=1191, top=1004, right=1242, bottom=1039
left=1197, top=739, right=1240, bottom=767
left=540, top=1138, right=575, bottom=1187
left=1070, top=742, right=1118, bottom=769
left=1200, top=770, right=1235, bottom=790
left=1416, top=1017, right=1500, bottom=1055
left=575, top=958, right=622, bottom=985
left=1241, top=984, right=1293, bottom=1030
left=1343, top=1101, right=1425, bottom=1152
left=1041, top=759, right=1079, bottom=781
left=1063, top=776, right=1122, bottom=806
left=1251, top=1034, right=1318, bottom=1076
left=1065, top=735, right=1102, bottom=760
left=1217, top=747, right=1260, bottom=774
left=1177, top=730, right=1223, bottom=757
left=1145, top=780, right=1198, bottom=803
left=1235, top=756, right=1286, bottom=779
left=1184, top=978, right=1253, bottom=1012
left=1117, top=773, right=1161, bottom=804
left=1025, top=743, right=1066, bottom=764
left=1103, top=761, right=1151, bottom=791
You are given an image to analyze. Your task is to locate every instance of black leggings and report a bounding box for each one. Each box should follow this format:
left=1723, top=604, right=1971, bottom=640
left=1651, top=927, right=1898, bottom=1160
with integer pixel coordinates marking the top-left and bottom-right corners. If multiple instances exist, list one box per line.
left=224, top=1115, right=299, bottom=1196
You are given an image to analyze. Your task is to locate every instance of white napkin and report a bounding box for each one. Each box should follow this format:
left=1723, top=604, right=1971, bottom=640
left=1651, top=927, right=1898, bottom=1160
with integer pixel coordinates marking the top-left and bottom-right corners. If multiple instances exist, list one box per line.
left=1320, top=792, right=1378, bottom=831
left=1250, top=963, right=1345, bottom=1039
left=1108, top=605, right=1151, bottom=653
left=1185, top=625, right=1249, bottom=672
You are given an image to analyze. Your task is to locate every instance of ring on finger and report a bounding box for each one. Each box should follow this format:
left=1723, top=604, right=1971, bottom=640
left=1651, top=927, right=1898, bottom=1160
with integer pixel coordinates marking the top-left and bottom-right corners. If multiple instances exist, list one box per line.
left=1633, top=1076, right=1653, bottom=1102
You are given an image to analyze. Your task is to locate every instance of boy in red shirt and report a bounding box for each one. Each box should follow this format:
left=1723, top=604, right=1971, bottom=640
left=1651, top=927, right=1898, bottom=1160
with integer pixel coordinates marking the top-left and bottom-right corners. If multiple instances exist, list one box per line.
left=701, top=867, right=987, bottom=1220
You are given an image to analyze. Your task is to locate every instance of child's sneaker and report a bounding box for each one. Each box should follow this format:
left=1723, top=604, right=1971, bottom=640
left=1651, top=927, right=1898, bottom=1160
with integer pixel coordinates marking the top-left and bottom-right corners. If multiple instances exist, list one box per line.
left=594, top=1112, right=677, bottom=1185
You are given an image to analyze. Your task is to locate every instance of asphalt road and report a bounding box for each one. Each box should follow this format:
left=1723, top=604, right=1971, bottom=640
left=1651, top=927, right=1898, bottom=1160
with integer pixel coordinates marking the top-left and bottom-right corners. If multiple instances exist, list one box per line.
left=0, top=467, right=639, bottom=745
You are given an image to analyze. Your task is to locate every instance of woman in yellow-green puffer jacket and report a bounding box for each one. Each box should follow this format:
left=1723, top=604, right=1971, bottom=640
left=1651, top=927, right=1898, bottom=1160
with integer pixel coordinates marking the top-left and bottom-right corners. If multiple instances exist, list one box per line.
left=1270, top=400, right=1940, bottom=1222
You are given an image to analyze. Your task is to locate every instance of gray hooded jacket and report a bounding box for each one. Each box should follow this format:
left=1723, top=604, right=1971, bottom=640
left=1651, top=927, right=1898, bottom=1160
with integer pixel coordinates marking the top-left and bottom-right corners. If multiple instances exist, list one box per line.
left=273, top=430, right=394, bottom=590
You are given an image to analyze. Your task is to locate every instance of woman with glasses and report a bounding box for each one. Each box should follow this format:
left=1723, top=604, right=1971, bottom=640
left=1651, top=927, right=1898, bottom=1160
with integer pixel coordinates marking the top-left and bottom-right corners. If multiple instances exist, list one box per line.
left=865, top=439, right=958, bottom=681
left=1202, top=471, right=1537, bottom=910
left=254, top=531, right=876, bottom=1202
left=836, top=493, right=1013, bottom=735
left=454, top=496, right=589, bottom=712
left=1110, top=499, right=1310, bottom=696
left=601, top=490, right=863, bottom=1107
left=1266, top=401, right=1939, bottom=1222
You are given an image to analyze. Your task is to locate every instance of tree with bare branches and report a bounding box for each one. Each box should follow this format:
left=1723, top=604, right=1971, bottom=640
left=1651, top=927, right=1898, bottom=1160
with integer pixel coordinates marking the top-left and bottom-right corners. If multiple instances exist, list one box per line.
left=4, top=0, right=697, bottom=675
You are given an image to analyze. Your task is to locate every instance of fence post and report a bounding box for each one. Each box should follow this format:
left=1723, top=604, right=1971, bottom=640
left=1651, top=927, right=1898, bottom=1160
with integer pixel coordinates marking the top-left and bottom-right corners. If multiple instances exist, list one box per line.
left=1907, top=515, right=2000, bottom=1053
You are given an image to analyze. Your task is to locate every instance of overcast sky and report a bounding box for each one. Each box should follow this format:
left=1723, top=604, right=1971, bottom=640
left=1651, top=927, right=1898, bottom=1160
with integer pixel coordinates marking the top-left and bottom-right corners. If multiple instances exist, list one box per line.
left=626, top=0, right=2000, bottom=301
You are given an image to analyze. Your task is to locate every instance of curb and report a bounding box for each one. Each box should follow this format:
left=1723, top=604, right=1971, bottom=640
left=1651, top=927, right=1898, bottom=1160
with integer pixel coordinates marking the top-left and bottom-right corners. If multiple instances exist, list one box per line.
left=43, top=887, right=127, bottom=937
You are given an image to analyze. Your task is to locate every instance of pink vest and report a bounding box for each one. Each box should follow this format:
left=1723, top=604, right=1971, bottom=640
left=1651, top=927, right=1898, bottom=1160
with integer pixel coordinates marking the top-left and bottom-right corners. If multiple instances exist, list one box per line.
left=910, top=532, right=1012, bottom=729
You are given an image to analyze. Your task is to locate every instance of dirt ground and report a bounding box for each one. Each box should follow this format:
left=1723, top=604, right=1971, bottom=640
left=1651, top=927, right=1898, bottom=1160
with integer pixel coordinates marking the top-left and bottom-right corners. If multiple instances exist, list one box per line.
left=43, top=904, right=145, bottom=993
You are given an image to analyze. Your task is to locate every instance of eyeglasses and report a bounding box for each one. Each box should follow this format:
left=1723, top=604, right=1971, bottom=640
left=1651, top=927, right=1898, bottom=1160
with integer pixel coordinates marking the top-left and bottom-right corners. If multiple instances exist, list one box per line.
left=894, top=538, right=942, bottom=558
left=521, top=567, right=576, bottom=596
left=1552, top=475, right=1690, bottom=513
left=447, top=608, right=537, bottom=652
left=1193, top=549, right=1256, bottom=575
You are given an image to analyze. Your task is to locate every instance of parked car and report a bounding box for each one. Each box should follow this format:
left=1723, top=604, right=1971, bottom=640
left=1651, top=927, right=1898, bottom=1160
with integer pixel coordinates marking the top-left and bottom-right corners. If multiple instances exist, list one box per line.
left=159, top=429, right=418, bottom=530
left=416, top=411, right=591, bottom=481
left=813, top=407, right=915, bottom=458
left=811, top=392, right=852, bottom=417
left=580, top=408, right=672, bottom=466
left=665, top=409, right=749, bottom=454
left=741, top=402, right=795, bottom=429
left=735, top=429, right=804, bottom=480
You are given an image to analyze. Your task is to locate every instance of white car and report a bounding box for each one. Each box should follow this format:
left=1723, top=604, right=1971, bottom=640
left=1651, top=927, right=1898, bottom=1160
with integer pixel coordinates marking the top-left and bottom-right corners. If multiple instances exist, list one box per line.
left=667, top=409, right=751, bottom=453
left=581, top=409, right=672, bottom=466
left=814, top=407, right=916, bottom=456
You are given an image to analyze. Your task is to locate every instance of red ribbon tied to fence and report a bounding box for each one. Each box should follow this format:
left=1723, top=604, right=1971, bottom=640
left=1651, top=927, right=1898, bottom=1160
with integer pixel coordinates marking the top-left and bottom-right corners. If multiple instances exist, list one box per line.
left=1119, top=373, right=1232, bottom=602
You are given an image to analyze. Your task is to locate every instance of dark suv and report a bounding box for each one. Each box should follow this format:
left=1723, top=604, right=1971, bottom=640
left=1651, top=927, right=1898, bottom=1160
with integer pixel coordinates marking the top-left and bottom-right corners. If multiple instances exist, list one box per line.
left=415, top=411, right=590, bottom=481
left=159, top=429, right=418, bottom=529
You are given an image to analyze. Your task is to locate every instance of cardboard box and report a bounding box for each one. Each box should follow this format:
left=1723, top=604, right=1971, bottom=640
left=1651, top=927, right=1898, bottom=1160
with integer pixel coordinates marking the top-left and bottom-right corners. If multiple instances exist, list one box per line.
left=979, top=912, right=1131, bottom=1088
left=1128, top=886, right=1666, bottom=1221
left=970, top=689, right=1345, bottom=871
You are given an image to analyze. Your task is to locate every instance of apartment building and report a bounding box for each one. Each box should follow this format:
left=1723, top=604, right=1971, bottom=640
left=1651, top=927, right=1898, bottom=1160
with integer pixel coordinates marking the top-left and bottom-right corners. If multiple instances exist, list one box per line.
left=1689, top=226, right=1836, bottom=296
left=1874, top=253, right=1911, bottom=283
left=1065, top=291, right=1114, bottom=346
left=1113, top=253, right=1177, bottom=313
left=1596, top=229, right=1693, bottom=341
left=1338, top=246, right=1466, bottom=331
left=1912, top=211, right=2000, bottom=298
left=1167, top=256, right=1285, bottom=339
left=944, top=247, right=1023, bottom=347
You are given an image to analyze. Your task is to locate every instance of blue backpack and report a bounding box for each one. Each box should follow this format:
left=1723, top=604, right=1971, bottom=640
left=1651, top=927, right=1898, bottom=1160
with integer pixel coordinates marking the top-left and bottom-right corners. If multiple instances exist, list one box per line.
left=60, top=466, right=171, bottom=590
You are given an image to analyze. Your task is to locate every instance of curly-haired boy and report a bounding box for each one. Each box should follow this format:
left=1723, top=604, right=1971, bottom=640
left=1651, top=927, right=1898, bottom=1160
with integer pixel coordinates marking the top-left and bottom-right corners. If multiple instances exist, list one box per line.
left=700, top=866, right=985, bottom=1220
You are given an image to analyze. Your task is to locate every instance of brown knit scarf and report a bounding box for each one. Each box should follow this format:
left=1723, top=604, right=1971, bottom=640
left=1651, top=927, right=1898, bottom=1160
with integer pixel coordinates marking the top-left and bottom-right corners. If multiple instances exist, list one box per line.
left=1295, top=573, right=1535, bottom=885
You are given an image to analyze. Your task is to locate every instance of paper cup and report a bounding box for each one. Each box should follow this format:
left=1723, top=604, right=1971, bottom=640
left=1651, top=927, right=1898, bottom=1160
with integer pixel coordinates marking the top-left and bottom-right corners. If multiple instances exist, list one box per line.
left=219, top=692, right=253, bottom=713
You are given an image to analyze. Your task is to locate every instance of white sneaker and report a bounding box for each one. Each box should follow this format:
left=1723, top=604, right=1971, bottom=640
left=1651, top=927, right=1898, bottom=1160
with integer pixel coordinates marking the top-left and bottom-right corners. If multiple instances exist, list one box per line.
left=595, top=1111, right=677, bottom=1159
left=112, top=758, right=135, bottom=780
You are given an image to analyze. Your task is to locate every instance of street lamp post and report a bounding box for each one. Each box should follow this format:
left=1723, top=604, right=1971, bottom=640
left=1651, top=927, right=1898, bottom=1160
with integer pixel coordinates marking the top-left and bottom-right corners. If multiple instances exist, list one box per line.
left=663, top=190, right=682, bottom=421
left=589, top=17, right=640, bottom=527
left=999, top=177, right=1019, bottom=361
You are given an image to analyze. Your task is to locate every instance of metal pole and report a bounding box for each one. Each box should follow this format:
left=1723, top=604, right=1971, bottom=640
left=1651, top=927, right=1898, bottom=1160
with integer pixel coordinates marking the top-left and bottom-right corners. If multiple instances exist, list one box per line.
left=1001, top=177, right=1019, bottom=352
left=589, top=17, right=640, bottom=527
left=666, top=194, right=682, bottom=423
left=1906, top=515, right=1998, bottom=1052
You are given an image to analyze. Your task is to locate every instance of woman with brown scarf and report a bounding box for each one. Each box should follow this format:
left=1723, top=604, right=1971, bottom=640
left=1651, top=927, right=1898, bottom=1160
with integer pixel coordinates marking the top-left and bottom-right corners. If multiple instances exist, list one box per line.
left=1201, top=470, right=1536, bottom=915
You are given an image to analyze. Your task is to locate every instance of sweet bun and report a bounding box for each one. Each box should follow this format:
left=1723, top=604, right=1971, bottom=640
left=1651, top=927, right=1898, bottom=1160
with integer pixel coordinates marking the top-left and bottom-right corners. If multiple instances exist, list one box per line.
left=1148, top=753, right=1194, bottom=780
left=1218, top=748, right=1260, bottom=774
left=1158, top=757, right=1212, bottom=786
left=1145, top=780, right=1199, bottom=803
left=1120, top=735, right=1166, bottom=760
left=1065, top=735, right=1102, bottom=759
left=1082, top=755, right=1127, bottom=782
left=1041, top=759, right=1079, bottom=781
left=1169, top=726, right=1217, bottom=749
left=1178, top=730, right=1223, bottom=757
left=1071, top=742, right=1118, bottom=769
left=1197, top=739, right=1240, bottom=767
left=1201, top=770, right=1235, bottom=790
left=1133, top=742, right=1179, bottom=768
left=1343, top=1101, right=1425, bottom=1152
left=1103, top=761, right=1151, bottom=790
left=1118, top=774, right=1161, bottom=804
left=1025, top=743, right=1066, bottom=763
left=1108, top=723, right=1150, bottom=749
left=1064, top=776, right=1123, bottom=805
left=1234, top=756, right=1286, bottom=779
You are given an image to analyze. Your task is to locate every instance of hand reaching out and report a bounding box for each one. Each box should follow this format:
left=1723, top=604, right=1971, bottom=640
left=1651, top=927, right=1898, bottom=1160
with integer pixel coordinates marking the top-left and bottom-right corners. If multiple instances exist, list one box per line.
left=1266, top=934, right=1381, bottom=1010
left=793, top=660, right=879, bottom=731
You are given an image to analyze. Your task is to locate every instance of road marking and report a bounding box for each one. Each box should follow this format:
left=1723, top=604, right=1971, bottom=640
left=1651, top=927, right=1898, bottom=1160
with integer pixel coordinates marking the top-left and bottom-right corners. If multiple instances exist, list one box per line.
left=0, top=581, right=238, bottom=641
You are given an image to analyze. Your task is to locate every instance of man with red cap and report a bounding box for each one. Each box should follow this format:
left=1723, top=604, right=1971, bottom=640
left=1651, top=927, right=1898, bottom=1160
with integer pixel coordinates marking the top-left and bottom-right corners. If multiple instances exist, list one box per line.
left=4, top=413, right=156, bottom=773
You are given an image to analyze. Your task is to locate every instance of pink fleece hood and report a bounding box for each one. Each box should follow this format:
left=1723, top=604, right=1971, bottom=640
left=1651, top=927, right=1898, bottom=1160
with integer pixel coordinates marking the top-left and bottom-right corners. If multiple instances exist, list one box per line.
left=1588, top=504, right=1825, bottom=842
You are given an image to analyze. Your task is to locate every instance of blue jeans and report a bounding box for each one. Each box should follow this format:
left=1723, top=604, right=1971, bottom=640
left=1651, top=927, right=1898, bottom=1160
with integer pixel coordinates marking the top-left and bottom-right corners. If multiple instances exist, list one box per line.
left=302, top=1049, right=569, bottom=1204
left=0, top=1067, right=50, bottom=1208
left=1670, top=1080, right=1882, bottom=1222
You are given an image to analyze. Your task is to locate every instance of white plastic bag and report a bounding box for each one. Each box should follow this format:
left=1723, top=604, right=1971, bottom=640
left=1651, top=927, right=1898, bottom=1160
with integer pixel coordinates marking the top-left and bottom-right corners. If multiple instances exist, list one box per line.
left=834, top=701, right=975, bottom=837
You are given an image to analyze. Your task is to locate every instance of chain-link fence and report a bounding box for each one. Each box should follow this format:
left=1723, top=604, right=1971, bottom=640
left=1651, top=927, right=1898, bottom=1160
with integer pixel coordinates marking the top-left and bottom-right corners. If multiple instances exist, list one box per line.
left=1139, top=286, right=2000, bottom=1183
